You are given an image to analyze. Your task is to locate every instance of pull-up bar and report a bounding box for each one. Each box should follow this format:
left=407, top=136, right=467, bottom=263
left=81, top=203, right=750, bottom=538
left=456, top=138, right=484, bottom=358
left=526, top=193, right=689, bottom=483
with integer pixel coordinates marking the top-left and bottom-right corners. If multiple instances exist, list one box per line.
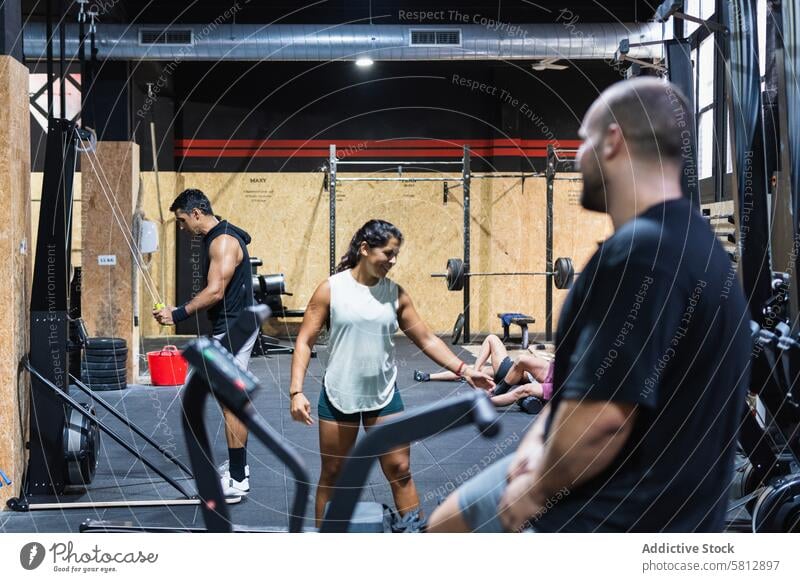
left=327, top=143, right=577, bottom=342
left=335, top=160, right=464, bottom=166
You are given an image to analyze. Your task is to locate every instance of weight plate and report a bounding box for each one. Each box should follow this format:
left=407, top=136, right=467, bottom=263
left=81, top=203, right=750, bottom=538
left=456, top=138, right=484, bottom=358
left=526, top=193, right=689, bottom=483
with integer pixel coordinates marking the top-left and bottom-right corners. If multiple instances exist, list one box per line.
left=733, top=462, right=761, bottom=499
left=83, top=347, right=128, bottom=357
left=752, top=475, right=800, bottom=532
left=86, top=381, right=128, bottom=392
left=446, top=258, right=465, bottom=291
left=451, top=313, right=465, bottom=345
left=82, top=354, right=128, bottom=365
left=82, top=361, right=127, bottom=372
left=82, top=364, right=126, bottom=374
left=63, top=404, right=99, bottom=485
left=82, top=371, right=126, bottom=383
left=84, top=337, right=127, bottom=350
left=554, top=257, right=575, bottom=290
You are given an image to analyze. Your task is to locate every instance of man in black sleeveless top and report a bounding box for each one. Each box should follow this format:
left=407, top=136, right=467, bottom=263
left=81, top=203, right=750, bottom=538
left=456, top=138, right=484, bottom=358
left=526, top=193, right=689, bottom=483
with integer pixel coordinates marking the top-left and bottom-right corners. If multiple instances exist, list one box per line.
left=154, top=189, right=256, bottom=497
left=428, top=78, right=752, bottom=532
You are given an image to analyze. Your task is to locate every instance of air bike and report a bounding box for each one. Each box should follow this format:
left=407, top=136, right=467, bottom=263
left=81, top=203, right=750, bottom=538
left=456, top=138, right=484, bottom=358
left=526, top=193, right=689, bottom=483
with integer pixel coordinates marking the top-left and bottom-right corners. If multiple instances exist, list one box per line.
left=81, top=305, right=500, bottom=532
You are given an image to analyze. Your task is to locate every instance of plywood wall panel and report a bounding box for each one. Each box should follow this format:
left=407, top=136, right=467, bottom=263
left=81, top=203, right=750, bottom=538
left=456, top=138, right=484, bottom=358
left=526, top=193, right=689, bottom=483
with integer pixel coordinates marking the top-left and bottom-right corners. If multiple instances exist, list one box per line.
left=551, top=174, right=614, bottom=323
left=0, top=56, right=32, bottom=506
left=30, top=172, right=82, bottom=268
left=81, top=143, right=140, bottom=381
left=125, top=170, right=611, bottom=341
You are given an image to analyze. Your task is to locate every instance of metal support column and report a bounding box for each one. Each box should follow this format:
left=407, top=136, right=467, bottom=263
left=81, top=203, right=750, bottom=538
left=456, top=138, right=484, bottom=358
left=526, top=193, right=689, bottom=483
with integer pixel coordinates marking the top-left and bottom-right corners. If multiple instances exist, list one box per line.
left=545, top=145, right=555, bottom=341
left=462, top=146, right=471, bottom=343
left=726, top=0, right=773, bottom=325
left=713, top=0, right=729, bottom=202
left=45, top=0, right=53, bottom=118
left=59, top=0, right=66, bottom=119
left=329, top=145, right=337, bottom=276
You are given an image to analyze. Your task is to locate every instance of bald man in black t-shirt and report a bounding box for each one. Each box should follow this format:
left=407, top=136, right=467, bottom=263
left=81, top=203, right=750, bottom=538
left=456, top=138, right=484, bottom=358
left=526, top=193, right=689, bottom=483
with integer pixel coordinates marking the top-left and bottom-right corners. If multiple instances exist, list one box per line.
left=428, top=78, right=751, bottom=533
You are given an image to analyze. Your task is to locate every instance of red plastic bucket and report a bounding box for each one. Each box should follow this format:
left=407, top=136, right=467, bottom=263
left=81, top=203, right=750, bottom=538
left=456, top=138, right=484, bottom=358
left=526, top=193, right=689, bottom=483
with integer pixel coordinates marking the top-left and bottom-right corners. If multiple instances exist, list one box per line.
left=147, top=345, right=188, bottom=386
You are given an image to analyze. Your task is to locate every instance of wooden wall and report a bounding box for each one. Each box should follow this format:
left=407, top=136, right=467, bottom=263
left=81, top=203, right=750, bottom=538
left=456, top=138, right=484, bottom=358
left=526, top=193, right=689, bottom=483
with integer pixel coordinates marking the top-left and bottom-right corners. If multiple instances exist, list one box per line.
left=81, top=143, right=141, bottom=381
left=0, top=56, right=32, bottom=506
left=134, top=171, right=611, bottom=338
left=29, top=170, right=612, bottom=341
left=30, top=172, right=82, bottom=269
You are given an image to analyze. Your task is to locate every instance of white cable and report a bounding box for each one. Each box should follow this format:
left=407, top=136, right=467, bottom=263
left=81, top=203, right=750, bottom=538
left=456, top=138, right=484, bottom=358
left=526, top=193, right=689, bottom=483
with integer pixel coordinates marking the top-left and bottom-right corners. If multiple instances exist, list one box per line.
left=82, top=150, right=160, bottom=300
left=82, top=149, right=161, bottom=302
left=84, top=154, right=160, bottom=302
left=90, top=150, right=165, bottom=303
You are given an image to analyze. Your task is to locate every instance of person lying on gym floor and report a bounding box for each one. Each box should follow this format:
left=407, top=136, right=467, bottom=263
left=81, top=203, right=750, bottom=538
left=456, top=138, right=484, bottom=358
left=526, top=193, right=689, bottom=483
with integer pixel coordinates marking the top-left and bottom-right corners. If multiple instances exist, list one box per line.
left=413, top=334, right=554, bottom=408
left=288, top=219, right=495, bottom=527
left=153, top=189, right=258, bottom=498
left=427, top=77, right=752, bottom=533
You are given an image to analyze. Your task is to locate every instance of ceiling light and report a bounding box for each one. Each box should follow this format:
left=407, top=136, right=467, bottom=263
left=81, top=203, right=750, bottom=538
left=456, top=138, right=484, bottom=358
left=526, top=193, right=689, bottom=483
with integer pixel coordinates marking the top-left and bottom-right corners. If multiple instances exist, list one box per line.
left=355, top=57, right=374, bottom=67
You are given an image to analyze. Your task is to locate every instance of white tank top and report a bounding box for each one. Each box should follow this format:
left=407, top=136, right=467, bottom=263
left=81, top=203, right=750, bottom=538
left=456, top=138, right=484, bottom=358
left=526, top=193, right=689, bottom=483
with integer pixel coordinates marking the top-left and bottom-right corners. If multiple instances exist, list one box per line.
left=323, top=269, right=399, bottom=413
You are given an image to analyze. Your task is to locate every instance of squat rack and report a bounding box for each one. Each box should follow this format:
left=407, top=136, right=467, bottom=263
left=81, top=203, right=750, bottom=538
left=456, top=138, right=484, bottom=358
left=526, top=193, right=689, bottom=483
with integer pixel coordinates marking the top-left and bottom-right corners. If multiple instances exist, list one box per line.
left=544, top=145, right=580, bottom=340
left=326, top=144, right=577, bottom=343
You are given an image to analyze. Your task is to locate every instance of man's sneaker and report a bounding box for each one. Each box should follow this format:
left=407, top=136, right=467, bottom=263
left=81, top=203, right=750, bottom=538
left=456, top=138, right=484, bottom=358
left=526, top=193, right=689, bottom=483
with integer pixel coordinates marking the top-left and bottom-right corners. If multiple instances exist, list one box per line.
left=218, top=461, right=250, bottom=497
left=217, top=460, right=250, bottom=478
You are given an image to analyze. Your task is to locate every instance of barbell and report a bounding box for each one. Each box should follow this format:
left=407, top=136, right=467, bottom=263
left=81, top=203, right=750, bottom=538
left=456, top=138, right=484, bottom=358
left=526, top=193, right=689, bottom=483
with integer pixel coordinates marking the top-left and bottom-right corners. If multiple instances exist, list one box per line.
left=431, top=257, right=575, bottom=291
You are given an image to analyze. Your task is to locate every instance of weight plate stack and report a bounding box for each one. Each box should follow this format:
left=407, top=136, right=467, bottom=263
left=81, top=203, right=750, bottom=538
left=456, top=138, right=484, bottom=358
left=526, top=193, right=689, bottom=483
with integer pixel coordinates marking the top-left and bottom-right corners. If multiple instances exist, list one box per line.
left=82, top=338, right=127, bottom=364
left=81, top=337, right=128, bottom=390
left=446, top=258, right=465, bottom=291
left=554, top=257, right=575, bottom=290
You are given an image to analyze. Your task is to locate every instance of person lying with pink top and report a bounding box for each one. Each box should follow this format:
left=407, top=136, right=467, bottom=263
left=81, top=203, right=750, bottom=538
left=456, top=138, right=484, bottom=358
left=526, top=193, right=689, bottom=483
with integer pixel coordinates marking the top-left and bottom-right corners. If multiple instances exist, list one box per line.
left=413, top=334, right=554, bottom=411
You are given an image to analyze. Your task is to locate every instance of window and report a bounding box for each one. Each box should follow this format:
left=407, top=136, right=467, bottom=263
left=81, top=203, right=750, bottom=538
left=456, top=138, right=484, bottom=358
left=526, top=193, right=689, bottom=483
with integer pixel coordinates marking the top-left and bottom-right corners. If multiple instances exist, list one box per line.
left=726, top=117, right=732, bottom=173
left=698, top=36, right=715, bottom=108
left=698, top=109, right=714, bottom=179
left=758, top=0, right=767, bottom=91
left=684, top=0, right=717, bottom=36
left=685, top=0, right=701, bottom=36
left=700, top=0, right=715, bottom=20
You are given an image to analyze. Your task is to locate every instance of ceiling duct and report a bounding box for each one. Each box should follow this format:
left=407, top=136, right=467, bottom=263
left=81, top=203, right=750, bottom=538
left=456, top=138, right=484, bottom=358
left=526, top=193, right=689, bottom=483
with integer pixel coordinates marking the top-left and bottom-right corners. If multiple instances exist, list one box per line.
left=23, top=22, right=663, bottom=62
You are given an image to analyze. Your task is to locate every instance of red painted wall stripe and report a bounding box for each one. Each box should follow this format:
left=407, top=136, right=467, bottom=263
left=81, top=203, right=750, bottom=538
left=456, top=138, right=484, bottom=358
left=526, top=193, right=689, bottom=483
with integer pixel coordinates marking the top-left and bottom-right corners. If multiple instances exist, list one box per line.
left=175, top=138, right=582, bottom=149
left=175, top=148, right=576, bottom=159
left=175, top=138, right=580, bottom=159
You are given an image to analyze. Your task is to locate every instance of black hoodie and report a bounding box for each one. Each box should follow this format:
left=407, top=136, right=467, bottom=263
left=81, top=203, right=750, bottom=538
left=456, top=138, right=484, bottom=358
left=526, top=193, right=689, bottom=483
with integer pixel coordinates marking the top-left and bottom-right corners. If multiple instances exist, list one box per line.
left=203, top=220, right=253, bottom=335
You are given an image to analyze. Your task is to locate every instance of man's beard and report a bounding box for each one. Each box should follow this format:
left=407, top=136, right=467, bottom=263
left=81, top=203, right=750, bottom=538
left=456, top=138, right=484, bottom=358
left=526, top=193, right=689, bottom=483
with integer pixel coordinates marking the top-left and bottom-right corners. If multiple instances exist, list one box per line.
left=580, top=155, right=608, bottom=213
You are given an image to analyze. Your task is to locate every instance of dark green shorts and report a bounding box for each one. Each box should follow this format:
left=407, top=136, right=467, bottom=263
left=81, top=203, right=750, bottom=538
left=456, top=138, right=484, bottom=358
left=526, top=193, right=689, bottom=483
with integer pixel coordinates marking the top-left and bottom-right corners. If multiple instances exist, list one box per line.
left=495, top=356, right=514, bottom=383
left=318, top=385, right=404, bottom=423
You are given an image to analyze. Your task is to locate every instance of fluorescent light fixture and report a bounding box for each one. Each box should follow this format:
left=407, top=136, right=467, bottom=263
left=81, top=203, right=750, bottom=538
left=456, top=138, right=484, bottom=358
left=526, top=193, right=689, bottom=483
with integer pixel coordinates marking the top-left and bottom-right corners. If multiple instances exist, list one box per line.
left=355, top=57, right=374, bottom=67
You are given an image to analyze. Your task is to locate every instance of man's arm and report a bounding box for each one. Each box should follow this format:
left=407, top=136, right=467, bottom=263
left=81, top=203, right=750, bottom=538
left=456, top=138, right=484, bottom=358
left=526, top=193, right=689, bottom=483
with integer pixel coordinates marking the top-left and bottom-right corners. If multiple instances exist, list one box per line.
left=154, top=234, right=241, bottom=324
left=498, top=399, right=636, bottom=530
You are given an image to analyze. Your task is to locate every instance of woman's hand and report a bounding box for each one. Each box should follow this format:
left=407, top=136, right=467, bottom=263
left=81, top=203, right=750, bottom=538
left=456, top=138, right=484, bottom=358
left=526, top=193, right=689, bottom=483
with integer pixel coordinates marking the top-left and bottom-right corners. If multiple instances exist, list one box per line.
left=290, top=393, right=313, bottom=425
left=463, top=367, right=495, bottom=392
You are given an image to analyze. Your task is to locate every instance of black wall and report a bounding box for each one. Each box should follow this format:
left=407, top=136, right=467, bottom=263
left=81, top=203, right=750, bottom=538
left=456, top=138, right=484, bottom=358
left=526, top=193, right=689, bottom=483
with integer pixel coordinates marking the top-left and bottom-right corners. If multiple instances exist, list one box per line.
left=0, top=0, right=22, bottom=61
left=30, top=59, right=622, bottom=173
left=128, top=59, right=621, bottom=173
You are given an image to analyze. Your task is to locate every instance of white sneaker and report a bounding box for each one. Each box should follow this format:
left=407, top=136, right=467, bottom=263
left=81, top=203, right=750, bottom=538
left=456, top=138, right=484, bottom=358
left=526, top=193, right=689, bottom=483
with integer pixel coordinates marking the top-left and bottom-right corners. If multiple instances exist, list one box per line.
left=217, top=460, right=250, bottom=478
left=218, top=461, right=250, bottom=497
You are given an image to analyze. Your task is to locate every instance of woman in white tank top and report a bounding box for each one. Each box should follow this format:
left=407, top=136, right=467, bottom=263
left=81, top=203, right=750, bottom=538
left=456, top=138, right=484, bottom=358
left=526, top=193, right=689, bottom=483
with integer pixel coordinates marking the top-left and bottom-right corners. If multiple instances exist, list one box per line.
left=289, top=219, right=495, bottom=525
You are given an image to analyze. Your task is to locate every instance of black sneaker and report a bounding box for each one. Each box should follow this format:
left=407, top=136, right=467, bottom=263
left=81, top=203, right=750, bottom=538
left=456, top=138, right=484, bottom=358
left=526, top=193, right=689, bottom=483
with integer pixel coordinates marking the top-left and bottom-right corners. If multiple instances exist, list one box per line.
left=413, top=370, right=430, bottom=382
